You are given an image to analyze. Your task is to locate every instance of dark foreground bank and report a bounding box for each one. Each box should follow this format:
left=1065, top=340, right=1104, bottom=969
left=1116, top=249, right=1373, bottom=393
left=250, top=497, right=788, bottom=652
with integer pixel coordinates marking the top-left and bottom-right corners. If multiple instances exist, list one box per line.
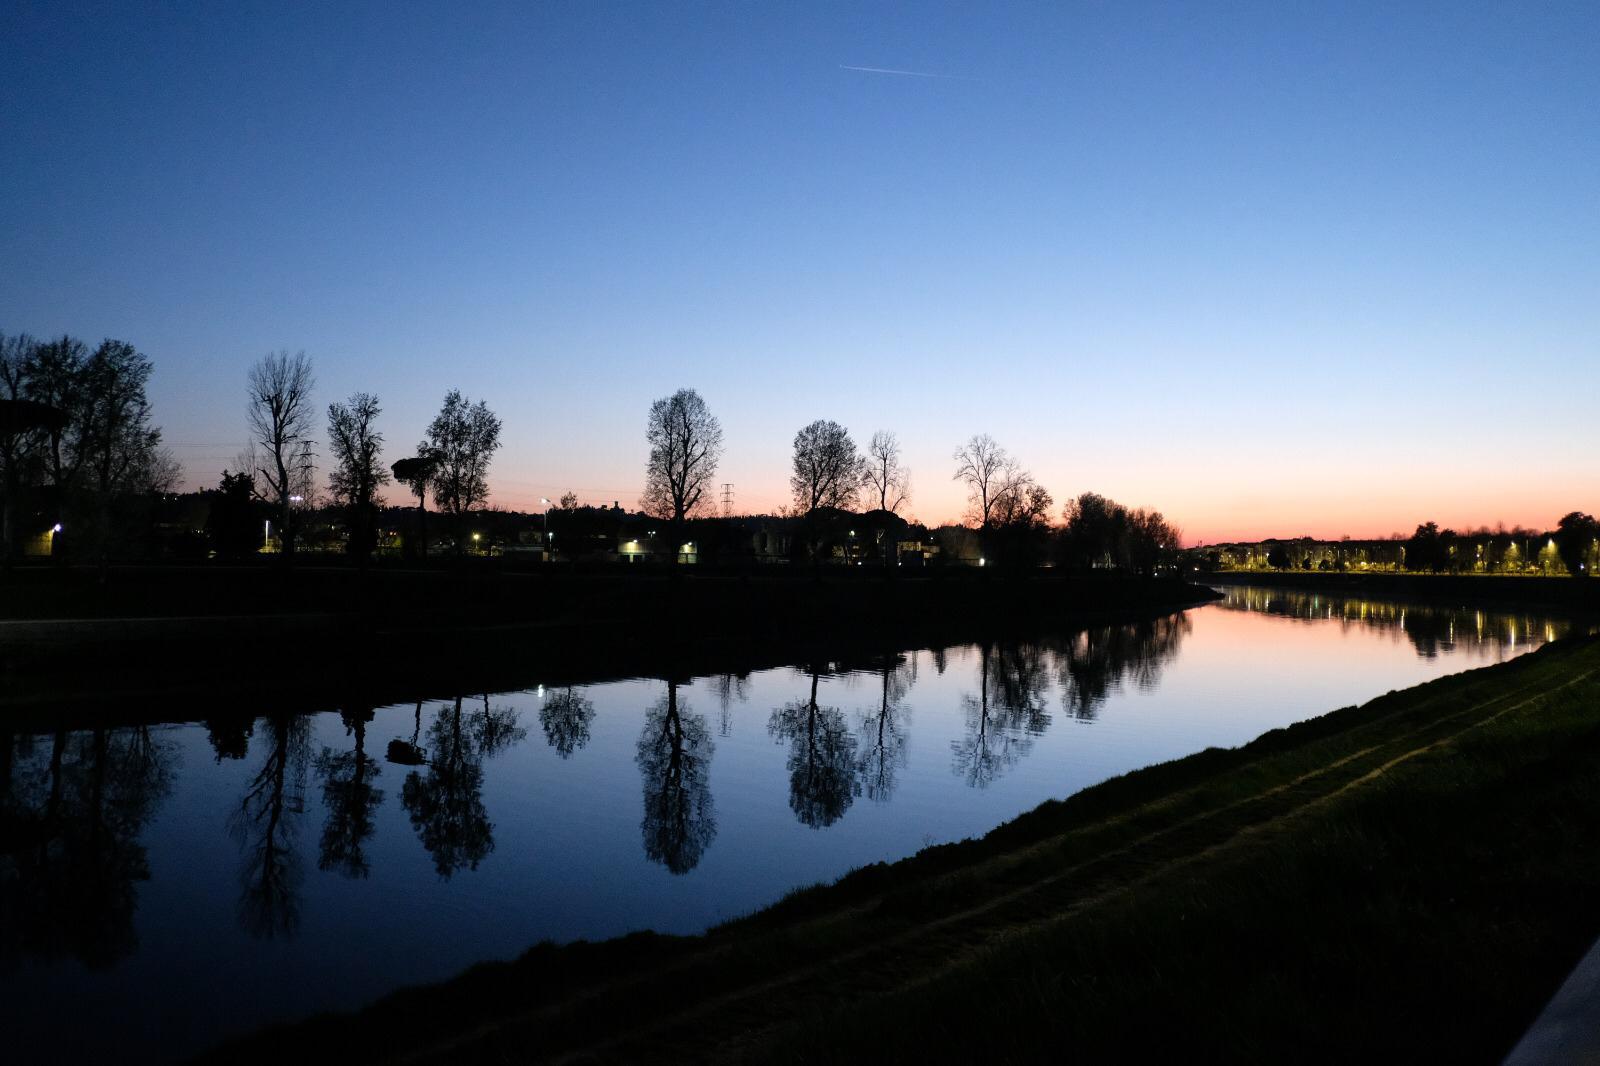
left=201, top=633, right=1600, bottom=1065
left=0, top=566, right=1216, bottom=714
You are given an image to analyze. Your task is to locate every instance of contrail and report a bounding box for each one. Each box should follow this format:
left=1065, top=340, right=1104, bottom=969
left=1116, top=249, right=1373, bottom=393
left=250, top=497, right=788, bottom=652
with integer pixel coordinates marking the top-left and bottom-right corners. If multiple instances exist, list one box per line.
left=839, top=64, right=962, bottom=80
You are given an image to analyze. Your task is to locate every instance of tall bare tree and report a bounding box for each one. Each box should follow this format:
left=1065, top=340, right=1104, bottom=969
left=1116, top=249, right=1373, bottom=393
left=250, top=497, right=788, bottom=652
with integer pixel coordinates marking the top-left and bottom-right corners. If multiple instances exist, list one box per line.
left=327, top=392, right=389, bottom=561
left=790, top=419, right=863, bottom=515
left=863, top=430, right=910, bottom=514
left=952, top=434, right=1012, bottom=530
left=641, top=388, right=722, bottom=524
left=422, top=390, right=501, bottom=552
left=246, top=351, right=316, bottom=560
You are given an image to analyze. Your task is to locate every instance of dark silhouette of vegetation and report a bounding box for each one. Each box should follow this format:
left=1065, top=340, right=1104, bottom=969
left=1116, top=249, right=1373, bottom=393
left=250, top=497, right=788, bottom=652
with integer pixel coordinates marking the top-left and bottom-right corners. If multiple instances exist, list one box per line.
left=1554, top=512, right=1598, bottom=578
left=245, top=351, right=317, bottom=562
left=421, top=391, right=501, bottom=555
left=951, top=434, right=1010, bottom=530
left=327, top=392, right=389, bottom=562
left=0, top=331, right=172, bottom=564
left=641, top=389, right=723, bottom=543
left=390, top=454, right=438, bottom=558
left=1060, top=492, right=1182, bottom=576
left=206, top=469, right=265, bottom=558
left=636, top=680, right=716, bottom=873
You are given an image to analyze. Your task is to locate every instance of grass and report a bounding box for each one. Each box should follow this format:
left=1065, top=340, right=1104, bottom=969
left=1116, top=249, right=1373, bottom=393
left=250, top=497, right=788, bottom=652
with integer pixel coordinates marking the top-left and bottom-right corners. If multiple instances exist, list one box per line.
left=205, top=634, right=1600, bottom=1065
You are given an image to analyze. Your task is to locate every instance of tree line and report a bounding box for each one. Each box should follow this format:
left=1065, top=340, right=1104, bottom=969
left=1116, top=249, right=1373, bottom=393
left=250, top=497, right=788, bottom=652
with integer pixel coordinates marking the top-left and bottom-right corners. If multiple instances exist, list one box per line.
left=643, top=387, right=1182, bottom=571
left=0, top=336, right=1184, bottom=571
left=0, top=331, right=175, bottom=563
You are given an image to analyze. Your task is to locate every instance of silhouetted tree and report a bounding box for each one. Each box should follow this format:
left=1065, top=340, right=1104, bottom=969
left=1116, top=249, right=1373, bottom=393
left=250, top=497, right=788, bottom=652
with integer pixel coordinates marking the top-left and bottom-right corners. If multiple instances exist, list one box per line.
left=0, top=333, right=63, bottom=560
left=770, top=670, right=858, bottom=828
left=390, top=454, right=438, bottom=558
left=422, top=391, right=501, bottom=554
left=1266, top=544, right=1290, bottom=571
left=641, top=388, right=723, bottom=534
left=791, top=420, right=863, bottom=515
left=1554, top=512, right=1598, bottom=577
left=315, top=707, right=384, bottom=878
left=402, top=697, right=493, bottom=878
left=1406, top=522, right=1454, bottom=574
left=636, top=680, right=716, bottom=873
left=540, top=688, right=597, bottom=758
left=245, top=351, right=316, bottom=561
left=23, top=335, right=91, bottom=543
left=863, top=430, right=910, bottom=515
left=206, top=469, right=262, bottom=558
left=952, top=434, right=1013, bottom=530
left=327, top=392, right=389, bottom=562
left=78, top=339, right=172, bottom=564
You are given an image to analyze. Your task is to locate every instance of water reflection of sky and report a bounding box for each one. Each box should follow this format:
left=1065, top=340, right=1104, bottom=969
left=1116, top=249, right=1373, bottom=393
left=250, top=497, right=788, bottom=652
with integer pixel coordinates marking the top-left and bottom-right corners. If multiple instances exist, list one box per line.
left=0, top=593, right=1580, bottom=1062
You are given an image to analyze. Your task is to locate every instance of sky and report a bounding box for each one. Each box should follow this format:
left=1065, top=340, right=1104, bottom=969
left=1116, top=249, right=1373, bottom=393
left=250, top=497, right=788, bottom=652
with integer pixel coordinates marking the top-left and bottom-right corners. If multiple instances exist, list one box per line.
left=2, top=1, right=1596, bottom=543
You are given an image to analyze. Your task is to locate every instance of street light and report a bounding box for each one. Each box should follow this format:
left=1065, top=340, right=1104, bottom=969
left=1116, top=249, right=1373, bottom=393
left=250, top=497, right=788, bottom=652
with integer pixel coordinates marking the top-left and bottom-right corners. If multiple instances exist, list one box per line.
left=540, top=498, right=552, bottom=562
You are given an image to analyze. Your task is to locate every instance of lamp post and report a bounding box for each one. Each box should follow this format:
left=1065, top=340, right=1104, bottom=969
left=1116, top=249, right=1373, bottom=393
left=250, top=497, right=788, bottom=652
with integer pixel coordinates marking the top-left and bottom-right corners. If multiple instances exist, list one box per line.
left=540, top=498, right=552, bottom=562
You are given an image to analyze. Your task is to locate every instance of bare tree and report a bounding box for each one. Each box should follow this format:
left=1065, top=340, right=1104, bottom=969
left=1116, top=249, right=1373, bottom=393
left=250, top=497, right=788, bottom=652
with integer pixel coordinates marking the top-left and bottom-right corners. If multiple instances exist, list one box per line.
left=863, top=430, right=910, bottom=515
left=641, top=388, right=722, bottom=524
left=422, top=390, right=501, bottom=552
left=327, top=392, right=389, bottom=561
left=790, top=419, right=863, bottom=515
left=246, top=351, right=316, bottom=560
left=952, top=434, right=1011, bottom=529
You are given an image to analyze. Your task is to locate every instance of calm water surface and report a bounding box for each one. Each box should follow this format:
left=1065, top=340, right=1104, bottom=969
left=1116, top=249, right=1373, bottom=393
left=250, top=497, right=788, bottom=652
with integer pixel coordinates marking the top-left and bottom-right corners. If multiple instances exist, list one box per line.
left=0, top=588, right=1581, bottom=1060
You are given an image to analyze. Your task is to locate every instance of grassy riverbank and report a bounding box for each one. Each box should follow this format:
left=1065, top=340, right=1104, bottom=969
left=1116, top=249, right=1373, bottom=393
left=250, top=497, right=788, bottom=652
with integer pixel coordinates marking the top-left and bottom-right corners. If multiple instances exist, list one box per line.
left=206, top=632, right=1600, bottom=1065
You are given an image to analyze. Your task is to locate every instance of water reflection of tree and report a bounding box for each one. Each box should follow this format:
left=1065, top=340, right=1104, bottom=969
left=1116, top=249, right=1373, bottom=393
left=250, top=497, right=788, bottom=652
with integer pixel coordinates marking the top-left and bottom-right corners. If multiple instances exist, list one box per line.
left=952, top=642, right=1051, bottom=788
left=636, top=680, right=716, bottom=873
left=0, top=725, right=173, bottom=967
left=471, top=693, right=527, bottom=757
left=540, top=688, right=597, bottom=758
left=232, top=714, right=309, bottom=940
left=711, top=672, right=750, bottom=737
left=1221, top=586, right=1565, bottom=659
left=1056, top=614, right=1192, bottom=720
left=856, top=655, right=912, bottom=804
left=314, top=707, right=383, bottom=879
left=771, top=669, right=859, bottom=827
left=402, top=697, right=494, bottom=879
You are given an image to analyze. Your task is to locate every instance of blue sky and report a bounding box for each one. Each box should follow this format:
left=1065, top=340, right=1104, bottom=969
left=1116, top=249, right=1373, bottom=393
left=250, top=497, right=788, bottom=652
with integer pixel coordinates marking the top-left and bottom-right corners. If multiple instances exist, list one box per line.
left=3, top=1, right=1596, bottom=539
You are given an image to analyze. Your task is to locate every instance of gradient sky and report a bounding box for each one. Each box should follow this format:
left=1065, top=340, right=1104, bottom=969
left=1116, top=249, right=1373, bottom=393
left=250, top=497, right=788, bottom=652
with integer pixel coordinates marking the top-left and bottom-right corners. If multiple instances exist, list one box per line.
left=3, top=1, right=1596, bottom=543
